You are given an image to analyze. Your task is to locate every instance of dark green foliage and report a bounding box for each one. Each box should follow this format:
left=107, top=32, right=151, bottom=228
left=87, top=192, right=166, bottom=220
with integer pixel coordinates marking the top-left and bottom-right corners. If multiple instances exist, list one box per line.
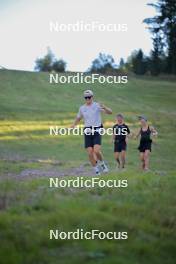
left=89, top=53, right=117, bottom=74
left=35, top=48, right=66, bottom=73
left=149, top=34, right=163, bottom=76
left=52, top=59, right=66, bottom=73
left=129, top=49, right=147, bottom=75
left=35, top=48, right=54, bottom=72
left=144, top=0, right=176, bottom=74
left=119, top=58, right=125, bottom=69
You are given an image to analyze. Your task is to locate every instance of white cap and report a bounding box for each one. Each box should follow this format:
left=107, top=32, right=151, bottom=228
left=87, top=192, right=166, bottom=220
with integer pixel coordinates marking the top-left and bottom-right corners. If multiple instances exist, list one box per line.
left=83, top=90, right=93, bottom=97
left=138, top=115, right=147, bottom=121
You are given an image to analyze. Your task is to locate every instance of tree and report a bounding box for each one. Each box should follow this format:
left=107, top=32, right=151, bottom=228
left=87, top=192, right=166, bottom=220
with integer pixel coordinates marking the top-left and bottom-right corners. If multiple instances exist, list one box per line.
left=119, top=58, right=125, bottom=69
left=144, top=0, right=176, bottom=74
left=35, top=48, right=54, bottom=72
left=34, top=48, right=67, bottom=72
left=129, top=49, right=147, bottom=75
left=52, top=59, right=66, bottom=73
left=149, top=33, right=163, bottom=75
left=89, top=53, right=117, bottom=74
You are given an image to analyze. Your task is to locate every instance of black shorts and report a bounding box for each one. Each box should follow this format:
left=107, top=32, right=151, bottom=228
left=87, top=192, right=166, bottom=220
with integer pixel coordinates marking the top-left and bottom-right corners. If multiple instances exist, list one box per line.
left=84, top=132, right=101, bottom=148
left=138, top=141, right=152, bottom=152
left=114, top=141, right=127, bottom=152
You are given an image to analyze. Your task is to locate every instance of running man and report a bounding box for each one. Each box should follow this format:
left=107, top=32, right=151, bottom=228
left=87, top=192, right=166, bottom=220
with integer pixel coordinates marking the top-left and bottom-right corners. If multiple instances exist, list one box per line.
left=136, top=116, right=158, bottom=171
left=112, top=114, right=130, bottom=169
left=71, top=90, right=112, bottom=175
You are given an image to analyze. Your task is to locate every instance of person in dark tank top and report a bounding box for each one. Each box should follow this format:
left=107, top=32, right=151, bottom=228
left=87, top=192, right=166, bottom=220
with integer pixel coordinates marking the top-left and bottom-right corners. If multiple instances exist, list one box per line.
left=136, top=116, right=158, bottom=171
left=112, top=114, right=130, bottom=170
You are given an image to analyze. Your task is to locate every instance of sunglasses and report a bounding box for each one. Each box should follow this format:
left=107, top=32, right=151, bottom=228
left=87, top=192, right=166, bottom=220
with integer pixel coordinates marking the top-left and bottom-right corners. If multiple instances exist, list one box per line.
left=84, top=96, right=92, bottom=100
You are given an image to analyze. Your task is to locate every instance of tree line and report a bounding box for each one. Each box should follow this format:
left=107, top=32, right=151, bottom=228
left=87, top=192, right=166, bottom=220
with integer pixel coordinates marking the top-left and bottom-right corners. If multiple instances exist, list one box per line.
left=35, top=0, right=176, bottom=76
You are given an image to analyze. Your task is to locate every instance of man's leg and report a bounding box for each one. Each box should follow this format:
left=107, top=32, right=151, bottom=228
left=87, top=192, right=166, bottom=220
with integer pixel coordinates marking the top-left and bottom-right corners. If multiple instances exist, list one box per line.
left=87, top=147, right=97, bottom=166
left=87, top=147, right=100, bottom=175
left=94, top=144, right=103, bottom=161
left=140, top=152, right=145, bottom=170
left=144, top=150, right=150, bottom=170
left=121, top=150, right=126, bottom=169
left=87, top=147, right=96, bottom=166
left=94, top=144, right=109, bottom=173
left=114, top=152, right=120, bottom=168
left=93, top=152, right=98, bottom=163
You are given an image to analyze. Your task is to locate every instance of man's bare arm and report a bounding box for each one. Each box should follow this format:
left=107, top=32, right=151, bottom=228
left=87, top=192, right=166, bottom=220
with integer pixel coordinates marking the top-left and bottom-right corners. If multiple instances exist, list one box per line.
left=71, top=117, right=81, bottom=128
left=100, top=103, right=112, bottom=114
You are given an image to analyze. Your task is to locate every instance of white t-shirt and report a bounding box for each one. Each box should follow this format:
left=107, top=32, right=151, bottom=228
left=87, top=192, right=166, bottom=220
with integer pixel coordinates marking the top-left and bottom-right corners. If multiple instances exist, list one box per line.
left=77, top=102, right=104, bottom=127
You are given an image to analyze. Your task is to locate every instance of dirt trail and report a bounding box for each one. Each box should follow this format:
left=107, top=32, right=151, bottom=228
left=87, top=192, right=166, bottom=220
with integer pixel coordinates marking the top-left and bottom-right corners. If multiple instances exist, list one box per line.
left=1, top=157, right=97, bottom=179
left=1, top=157, right=166, bottom=180
left=1, top=160, right=96, bottom=180
left=19, top=165, right=94, bottom=179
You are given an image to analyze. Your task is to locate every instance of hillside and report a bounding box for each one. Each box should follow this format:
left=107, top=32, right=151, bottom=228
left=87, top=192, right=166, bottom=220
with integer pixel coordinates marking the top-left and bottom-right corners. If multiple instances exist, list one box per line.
left=0, top=69, right=176, bottom=264
left=0, top=69, right=175, bottom=169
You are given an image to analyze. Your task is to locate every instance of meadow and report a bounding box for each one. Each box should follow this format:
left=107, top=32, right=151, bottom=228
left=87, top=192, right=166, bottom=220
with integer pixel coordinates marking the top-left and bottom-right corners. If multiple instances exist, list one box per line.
left=0, top=69, right=176, bottom=264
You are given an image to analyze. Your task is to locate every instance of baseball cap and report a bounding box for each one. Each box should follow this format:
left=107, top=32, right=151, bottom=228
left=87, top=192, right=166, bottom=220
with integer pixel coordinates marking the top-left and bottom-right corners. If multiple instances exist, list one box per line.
left=83, top=90, right=93, bottom=97
left=138, top=115, right=147, bottom=121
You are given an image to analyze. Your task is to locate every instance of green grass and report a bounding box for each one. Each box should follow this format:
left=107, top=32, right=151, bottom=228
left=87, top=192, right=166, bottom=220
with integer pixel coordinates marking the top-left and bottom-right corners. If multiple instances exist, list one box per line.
left=1, top=173, right=176, bottom=264
left=0, top=69, right=176, bottom=263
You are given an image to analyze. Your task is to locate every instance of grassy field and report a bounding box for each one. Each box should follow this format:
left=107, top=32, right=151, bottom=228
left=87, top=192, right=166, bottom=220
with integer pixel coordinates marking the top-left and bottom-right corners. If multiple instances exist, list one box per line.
left=0, top=69, right=176, bottom=264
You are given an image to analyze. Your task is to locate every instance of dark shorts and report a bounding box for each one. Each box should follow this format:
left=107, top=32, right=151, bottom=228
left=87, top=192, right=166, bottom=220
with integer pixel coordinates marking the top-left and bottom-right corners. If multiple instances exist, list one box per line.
left=114, top=141, right=127, bottom=152
left=138, top=141, right=152, bottom=152
left=84, top=132, right=101, bottom=148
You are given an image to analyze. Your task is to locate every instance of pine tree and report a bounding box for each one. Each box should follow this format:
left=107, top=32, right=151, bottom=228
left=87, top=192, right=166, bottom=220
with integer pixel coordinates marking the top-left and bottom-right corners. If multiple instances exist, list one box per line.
left=119, top=58, right=125, bottom=69
left=150, top=33, right=163, bottom=75
left=144, top=0, right=176, bottom=74
left=131, top=49, right=147, bottom=75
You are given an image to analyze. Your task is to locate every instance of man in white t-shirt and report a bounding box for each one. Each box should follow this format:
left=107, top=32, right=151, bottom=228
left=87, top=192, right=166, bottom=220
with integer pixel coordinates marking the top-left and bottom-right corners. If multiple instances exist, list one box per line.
left=71, top=90, right=112, bottom=175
